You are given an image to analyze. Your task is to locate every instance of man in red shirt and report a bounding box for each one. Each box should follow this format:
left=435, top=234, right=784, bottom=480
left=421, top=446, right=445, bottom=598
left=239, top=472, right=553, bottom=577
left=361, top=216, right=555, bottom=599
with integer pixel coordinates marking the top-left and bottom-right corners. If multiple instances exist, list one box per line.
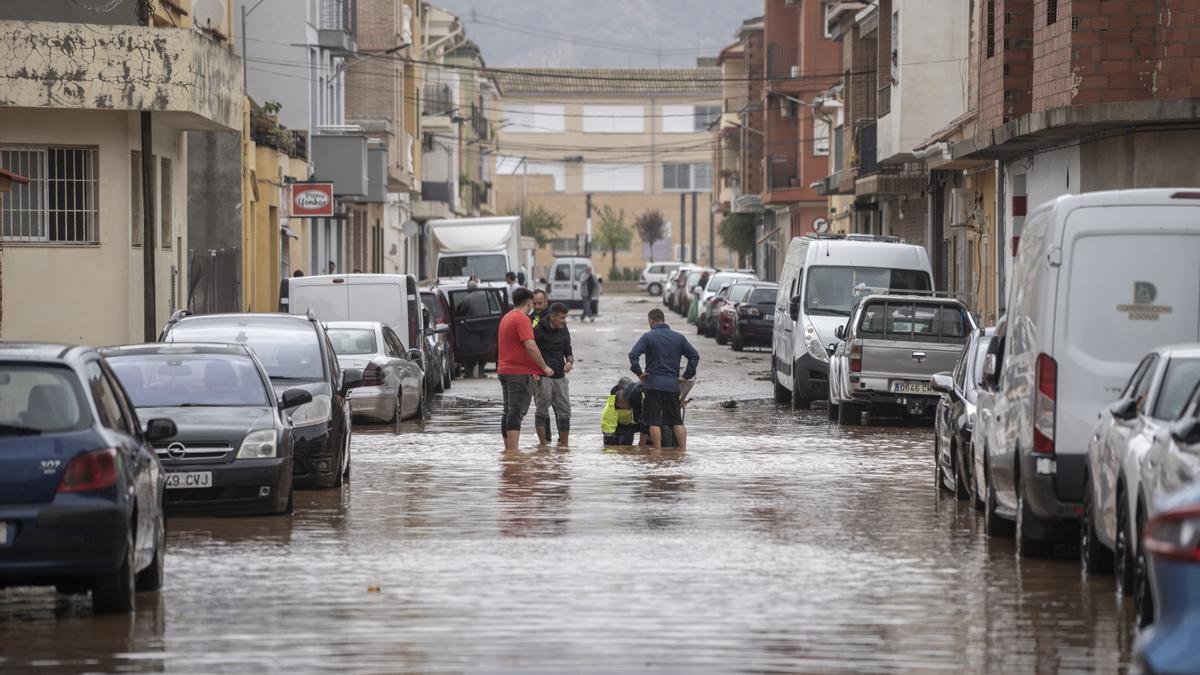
left=498, top=287, right=555, bottom=451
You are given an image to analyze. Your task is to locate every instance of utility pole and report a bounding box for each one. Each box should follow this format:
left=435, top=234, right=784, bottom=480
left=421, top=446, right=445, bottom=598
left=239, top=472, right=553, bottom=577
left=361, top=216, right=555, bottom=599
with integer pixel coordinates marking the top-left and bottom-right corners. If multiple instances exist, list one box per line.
left=585, top=192, right=593, bottom=257
left=141, top=111, right=156, bottom=341
left=709, top=205, right=715, bottom=267
left=690, top=192, right=698, bottom=264
left=241, top=0, right=268, bottom=100
left=679, top=193, right=686, bottom=262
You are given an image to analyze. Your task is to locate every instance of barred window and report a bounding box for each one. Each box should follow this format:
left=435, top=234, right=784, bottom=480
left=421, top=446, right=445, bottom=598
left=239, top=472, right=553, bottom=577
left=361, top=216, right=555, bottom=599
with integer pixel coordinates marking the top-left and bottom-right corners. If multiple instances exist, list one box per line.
left=1, top=147, right=98, bottom=244
left=160, top=156, right=172, bottom=249
left=663, top=163, right=712, bottom=191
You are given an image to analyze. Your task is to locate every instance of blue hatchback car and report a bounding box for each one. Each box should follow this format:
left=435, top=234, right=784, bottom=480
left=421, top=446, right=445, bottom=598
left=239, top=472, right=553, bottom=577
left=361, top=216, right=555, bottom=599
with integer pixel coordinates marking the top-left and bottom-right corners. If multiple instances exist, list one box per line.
left=1134, top=481, right=1200, bottom=675
left=0, top=344, right=176, bottom=614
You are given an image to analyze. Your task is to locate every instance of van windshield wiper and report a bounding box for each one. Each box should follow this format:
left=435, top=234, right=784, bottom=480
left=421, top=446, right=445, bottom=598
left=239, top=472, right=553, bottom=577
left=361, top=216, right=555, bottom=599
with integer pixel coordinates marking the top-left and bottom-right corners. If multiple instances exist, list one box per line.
left=0, top=424, right=43, bottom=436
left=809, top=307, right=852, bottom=316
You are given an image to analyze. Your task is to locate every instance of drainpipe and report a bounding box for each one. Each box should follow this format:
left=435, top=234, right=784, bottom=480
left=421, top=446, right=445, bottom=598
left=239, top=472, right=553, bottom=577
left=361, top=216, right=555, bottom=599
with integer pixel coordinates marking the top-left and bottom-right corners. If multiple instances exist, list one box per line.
left=141, top=111, right=156, bottom=341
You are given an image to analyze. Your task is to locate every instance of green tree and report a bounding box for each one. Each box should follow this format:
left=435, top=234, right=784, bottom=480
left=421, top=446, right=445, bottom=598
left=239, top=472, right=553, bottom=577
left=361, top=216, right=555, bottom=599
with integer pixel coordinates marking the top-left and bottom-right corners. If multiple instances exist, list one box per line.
left=521, top=204, right=565, bottom=247
left=594, top=205, right=633, bottom=277
left=634, top=209, right=667, bottom=262
left=719, top=213, right=756, bottom=267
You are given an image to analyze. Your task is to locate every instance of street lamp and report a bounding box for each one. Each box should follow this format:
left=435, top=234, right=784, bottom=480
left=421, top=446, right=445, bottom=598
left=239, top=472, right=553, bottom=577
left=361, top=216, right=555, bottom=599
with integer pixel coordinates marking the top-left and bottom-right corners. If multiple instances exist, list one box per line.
left=241, top=0, right=268, bottom=99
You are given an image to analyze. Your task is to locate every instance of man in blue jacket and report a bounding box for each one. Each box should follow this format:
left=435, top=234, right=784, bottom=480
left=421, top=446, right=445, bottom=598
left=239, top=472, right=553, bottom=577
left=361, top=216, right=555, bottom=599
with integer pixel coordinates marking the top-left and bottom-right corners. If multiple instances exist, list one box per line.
left=628, top=308, right=700, bottom=451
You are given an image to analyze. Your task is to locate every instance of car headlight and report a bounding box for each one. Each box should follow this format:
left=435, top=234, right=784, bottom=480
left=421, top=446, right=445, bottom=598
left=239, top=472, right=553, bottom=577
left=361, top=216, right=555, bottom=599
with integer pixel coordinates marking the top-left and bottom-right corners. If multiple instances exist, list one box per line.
left=290, top=394, right=332, bottom=428
left=237, top=429, right=278, bottom=459
left=804, top=320, right=829, bottom=363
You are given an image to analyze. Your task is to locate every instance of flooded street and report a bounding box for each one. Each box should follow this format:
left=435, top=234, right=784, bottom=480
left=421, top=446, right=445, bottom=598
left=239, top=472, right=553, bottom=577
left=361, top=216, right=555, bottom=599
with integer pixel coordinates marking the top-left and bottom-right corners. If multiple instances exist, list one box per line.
left=0, top=296, right=1135, bottom=673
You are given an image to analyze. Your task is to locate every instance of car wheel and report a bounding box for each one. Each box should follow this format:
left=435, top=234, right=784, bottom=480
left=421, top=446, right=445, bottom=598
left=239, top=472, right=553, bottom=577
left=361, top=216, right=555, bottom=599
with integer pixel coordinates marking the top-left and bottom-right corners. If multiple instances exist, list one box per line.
left=953, top=441, right=970, bottom=501
left=434, top=365, right=445, bottom=393
left=773, top=369, right=791, bottom=404
left=792, top=372, right=812, bottom=410
left=1016, top=477, right=1053, bottom=558
left=984, top=456, right=1015, bottom=538
left=1115, top=489, right=1134, bottom=594
left=1080, top=477, right=1113, bottom=575
left=827, top=401, right=838, bottom=421
left=648, top=282, right=662, bottom=296
left=1133, top=513, right=1154, bottom=628
left=333, top=432, right=348, bottom=488
left=284, top=488, right=294, bottom=515
left=968, top=447, right=984, bottom=510
left=442, top=359, right=452, bottom=391
left=837, top=401, right=861, bottom=425
left=732, top=334, right=745, bottom=351
left=92, top=528, right=135, bottom=615
left=934, top=434, right=947, bottom=494
left=134, top=516, right=165, bottom=592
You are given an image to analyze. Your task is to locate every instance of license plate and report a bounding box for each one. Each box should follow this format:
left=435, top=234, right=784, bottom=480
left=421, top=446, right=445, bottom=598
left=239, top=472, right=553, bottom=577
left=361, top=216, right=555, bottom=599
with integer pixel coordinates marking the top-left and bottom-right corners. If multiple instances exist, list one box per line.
left=763, top=313, right=773, bottom=320
left=891, top=380, right=932, bottom=395
left=165, top=471, right=212, bottom=490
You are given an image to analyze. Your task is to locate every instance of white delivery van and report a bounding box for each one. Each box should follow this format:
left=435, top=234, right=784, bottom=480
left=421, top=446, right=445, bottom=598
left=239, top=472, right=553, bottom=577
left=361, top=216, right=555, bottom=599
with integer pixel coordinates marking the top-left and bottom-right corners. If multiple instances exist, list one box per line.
left=986, top=189, right=1200, bottom=552
left=547, top=257, right=594, bottom=309
left=281, top=274, right=423, bottom=352
left=427, top=217, right=521, bottom=283
left=771, top=234, right=933, bottom=408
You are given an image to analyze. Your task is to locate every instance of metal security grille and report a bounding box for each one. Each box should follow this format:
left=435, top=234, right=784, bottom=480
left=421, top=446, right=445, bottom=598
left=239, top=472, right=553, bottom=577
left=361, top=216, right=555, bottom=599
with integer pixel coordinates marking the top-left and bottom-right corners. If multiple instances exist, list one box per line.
left=0, top=147, right=98, bottom=244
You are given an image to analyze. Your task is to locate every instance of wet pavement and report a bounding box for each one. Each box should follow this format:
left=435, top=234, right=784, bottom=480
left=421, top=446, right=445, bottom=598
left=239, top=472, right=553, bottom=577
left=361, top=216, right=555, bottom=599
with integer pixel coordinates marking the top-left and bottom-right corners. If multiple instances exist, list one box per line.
left=0, top=295, right=1135, bottom=673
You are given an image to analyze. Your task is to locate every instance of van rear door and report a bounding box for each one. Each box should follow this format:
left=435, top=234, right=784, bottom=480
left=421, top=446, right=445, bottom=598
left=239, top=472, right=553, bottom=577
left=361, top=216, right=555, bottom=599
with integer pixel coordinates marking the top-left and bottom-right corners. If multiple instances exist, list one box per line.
left=287, top=280, right=349, bottom=322
left=1055, top=205, right=1200, bottom=499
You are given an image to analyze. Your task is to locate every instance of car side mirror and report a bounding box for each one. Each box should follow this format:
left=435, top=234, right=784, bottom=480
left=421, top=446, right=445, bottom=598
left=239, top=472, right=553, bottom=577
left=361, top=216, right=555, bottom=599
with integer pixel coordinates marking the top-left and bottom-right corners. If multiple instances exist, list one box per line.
left=1170, top=418, right=1200, bottom=445
left=340, top=368, right=364, bottom=392
left=145, top=418, right=177, bottom=442
left=826, top=343, right=837, bottom=356
left=435, top=323, right=450, bottom=335
left=982, top=354, right=998, bottom=386
left=280, top=388, right=313, bottom=409
left=1109, top=398, right=1138, bottom=421
left=407, top=348, right=423, bottom=363
left=834, top=325, right=845, bottom=340
left=788, top=295, right=800, bottom=322
left=930, top=372, right=955, bottom=395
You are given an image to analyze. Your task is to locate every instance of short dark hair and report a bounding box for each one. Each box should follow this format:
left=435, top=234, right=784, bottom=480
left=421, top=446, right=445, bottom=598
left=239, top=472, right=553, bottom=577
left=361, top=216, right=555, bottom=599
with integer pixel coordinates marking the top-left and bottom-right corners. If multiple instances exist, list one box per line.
left=549, top=302, right=569, bottom=316
left=648, top=308, right=665, bottom=323
left=533, top=289, right=547, bottom=298
left=512, top=288, right=533, bottom=306
left=505, top=272, right=517, bottom=281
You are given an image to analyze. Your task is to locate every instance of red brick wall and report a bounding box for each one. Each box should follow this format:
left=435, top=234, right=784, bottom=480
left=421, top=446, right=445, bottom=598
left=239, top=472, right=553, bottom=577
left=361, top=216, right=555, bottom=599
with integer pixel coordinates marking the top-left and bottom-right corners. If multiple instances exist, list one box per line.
left=744, top=29, right=765, bottom=197
left=979, top=0, right=1034, bottom=131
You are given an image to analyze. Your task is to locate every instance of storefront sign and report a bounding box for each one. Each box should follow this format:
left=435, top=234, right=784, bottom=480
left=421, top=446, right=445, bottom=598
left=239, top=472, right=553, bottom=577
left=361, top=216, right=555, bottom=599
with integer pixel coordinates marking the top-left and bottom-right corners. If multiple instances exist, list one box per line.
left=289, top=183, right=335, bottom=218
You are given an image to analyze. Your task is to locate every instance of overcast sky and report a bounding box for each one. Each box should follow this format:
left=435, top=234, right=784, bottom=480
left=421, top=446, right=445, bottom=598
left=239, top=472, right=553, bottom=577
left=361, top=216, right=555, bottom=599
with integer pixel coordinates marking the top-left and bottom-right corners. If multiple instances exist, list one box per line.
left=430, top=0, right=762, bottom=68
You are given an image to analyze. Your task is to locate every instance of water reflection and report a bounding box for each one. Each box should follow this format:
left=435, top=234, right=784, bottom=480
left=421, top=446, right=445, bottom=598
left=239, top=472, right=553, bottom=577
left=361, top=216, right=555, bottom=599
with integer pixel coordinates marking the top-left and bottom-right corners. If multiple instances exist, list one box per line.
left=498, top=446, right=571, bottom=537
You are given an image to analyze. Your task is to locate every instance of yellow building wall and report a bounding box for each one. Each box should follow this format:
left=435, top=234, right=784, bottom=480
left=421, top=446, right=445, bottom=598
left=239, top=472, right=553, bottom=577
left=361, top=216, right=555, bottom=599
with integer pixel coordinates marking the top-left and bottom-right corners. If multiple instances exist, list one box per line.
left=965, top=168, right=999, bottom=325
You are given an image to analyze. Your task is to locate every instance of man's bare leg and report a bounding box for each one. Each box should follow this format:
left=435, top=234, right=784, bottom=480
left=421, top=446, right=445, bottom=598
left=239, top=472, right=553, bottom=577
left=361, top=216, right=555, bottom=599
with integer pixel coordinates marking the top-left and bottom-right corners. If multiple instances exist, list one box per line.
left=535, top=426, right=549, bottom=445
left=672, top=425, right=687, bottom=452
left=556, top=431, right=569, bottom=447
left=648, top=426, right=663, bottom=450
left=504, top=430, right=521, bottom=452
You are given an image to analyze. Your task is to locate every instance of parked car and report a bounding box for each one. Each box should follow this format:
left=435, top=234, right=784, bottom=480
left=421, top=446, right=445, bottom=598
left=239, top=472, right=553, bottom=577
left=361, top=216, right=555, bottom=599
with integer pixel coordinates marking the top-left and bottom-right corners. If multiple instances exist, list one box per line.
left=160, top=311, right=360, bottom=489
left=721, top=282, right=779, bottom=351
left=828, top=294, right=975, bottom=425
left=420, top=287, right=455, bottom=391
left=1132, top=482, right=1200, bottom=674
left=987, top=189, right=1200, bottom=557
left=326, top=321, right=427, bottom=422
left=663, top=265, right=699, bottom=312
left=0, top=344, right=177, bottom=614
left=641, top=261, right=684, bottom=296
left=772, top=234, right=933, bottom=409
left=547, top=256, right=593, bottom=309
left=1082, top=346, right=1200, bottom=598
left=698, top=271, right=757, bottom=336
left=697, top=283, right=731, bottom=337
left=678, top=268, right=716, bottom=318
left=932, top=327, right=994, bottom=502
left=441, top=281, right=509, bottom=376
left=974, top=316, right=1013, bottom=537
left=103, top=343, right=304, bottom=516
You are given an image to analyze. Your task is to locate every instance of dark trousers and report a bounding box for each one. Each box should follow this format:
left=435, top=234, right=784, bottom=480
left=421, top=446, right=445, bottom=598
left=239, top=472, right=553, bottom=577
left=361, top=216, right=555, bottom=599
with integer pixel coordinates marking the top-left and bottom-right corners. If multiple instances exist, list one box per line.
left=499, top=374, right=535, bottom=434
left=603, top=423, right=640, bottom=446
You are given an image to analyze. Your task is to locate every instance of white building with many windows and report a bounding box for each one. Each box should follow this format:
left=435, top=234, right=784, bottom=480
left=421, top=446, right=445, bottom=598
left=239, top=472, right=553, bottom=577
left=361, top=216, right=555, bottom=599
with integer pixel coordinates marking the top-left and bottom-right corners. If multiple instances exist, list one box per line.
left=491, top=67, right=732, bottom=276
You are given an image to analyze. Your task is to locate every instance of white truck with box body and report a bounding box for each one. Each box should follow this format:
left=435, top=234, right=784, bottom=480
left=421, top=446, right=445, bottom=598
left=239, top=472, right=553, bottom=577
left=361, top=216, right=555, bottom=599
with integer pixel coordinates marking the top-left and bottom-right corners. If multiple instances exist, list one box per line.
left=427, top=216, right=521, bottom=284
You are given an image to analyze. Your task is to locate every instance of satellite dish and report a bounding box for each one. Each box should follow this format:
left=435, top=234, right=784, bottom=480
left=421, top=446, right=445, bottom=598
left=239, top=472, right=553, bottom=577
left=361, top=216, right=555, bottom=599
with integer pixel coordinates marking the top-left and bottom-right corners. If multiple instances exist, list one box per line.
left=193, top=0, right=227, bottom=30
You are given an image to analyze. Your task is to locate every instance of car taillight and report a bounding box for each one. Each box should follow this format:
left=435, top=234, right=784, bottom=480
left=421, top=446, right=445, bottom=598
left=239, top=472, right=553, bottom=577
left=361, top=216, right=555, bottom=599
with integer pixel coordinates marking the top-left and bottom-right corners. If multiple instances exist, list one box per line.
left=1034, top=353, right=1057, bottom=454
left=57, top=448, right=118, bottom=493
left=738, top=305, right=759, bottom=317
left=362, top=363, right=385, bottom=387
left=850, top=341, right=862, bottom=373
left=1144, top=504, right=1200, bottom=563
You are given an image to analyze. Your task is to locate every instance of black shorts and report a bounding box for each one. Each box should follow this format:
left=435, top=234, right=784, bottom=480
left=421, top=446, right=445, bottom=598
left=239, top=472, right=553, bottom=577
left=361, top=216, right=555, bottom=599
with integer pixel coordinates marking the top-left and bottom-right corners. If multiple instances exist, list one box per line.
left=642, top=389, right=683, bottom=427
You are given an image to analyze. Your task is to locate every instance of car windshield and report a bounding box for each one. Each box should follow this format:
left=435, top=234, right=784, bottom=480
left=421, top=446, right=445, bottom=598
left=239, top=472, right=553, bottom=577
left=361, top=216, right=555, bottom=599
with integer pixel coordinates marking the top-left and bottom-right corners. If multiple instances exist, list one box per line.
left=0, top=364, right=90, bottom=434
left=749, top=287, right=777, bottom=304
left=1154, top=358, right=1200, bottom=420
left=108, top=353, right=270, bottom=408
left=166, top=318, right=324, bottom=380
left=707, top=274, right=750, bottom=292
left=971, top=336, right=993, bottom=389
left=327, top=328, right=379, bottom=357
left=805, top=266, right=932, bottom=316
left=437, top=254, right=508, bottom=282
left=729, top=285, right=753, bottom=303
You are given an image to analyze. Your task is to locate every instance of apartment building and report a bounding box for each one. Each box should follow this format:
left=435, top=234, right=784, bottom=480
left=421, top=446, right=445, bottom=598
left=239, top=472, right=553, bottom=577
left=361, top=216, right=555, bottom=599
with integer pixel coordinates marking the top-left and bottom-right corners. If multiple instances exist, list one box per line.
left=0, top=1, right=241, bottom=343
left=492, top=66, right=731, bottom=277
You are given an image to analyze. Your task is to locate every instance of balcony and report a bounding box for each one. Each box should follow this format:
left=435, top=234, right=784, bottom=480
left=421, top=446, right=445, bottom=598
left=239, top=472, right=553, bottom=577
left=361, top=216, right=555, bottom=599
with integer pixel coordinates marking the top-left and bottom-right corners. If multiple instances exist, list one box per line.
left=318, top=0, right=357, bottom=54
left=855, top=162, right=926, bottom=197
left=423, top=84, right=455, bottom=117
left=422, top=180, right=453, bottom=205
left=767, top=154, right=799, bottom=191
left=854, top=120, right=878, bottom=176
left=0, top=21, right=242, bottom=131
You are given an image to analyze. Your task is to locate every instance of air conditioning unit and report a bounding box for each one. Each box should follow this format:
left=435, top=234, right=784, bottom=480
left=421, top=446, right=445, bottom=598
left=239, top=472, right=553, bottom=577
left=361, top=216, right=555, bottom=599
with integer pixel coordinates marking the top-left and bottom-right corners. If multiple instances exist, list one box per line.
left=950, top=188, right=974, bottom=228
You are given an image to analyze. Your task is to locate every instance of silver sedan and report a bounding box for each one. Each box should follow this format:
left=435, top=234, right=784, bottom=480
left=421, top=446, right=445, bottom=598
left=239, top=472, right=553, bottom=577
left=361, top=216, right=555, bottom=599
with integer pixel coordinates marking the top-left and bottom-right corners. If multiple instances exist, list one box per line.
left=326, top=321, right=427, bottom=423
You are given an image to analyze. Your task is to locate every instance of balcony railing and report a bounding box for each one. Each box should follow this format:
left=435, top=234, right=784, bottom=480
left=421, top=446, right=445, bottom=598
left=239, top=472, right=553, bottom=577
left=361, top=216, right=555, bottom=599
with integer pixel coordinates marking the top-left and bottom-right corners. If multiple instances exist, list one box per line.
left=767, top=153, right=798, bottom=190
left=855, top=120, right=878, bottom=176
left=319, top=0, right=356, bottom=33
left=423, top=84, right=454, bottom=116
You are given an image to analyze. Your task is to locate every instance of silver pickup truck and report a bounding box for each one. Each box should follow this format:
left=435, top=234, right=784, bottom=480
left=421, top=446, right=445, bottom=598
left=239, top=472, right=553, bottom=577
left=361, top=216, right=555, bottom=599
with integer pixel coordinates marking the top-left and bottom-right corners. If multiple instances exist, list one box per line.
left=828, top=293, right=976, bottom=425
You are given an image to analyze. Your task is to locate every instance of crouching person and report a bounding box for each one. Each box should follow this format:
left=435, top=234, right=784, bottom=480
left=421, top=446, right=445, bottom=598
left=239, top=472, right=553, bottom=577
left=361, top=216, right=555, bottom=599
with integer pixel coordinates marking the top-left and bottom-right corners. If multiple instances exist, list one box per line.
left=534, top=302, right=573, bottom=445
left=602, top=377, right=644, bottom=445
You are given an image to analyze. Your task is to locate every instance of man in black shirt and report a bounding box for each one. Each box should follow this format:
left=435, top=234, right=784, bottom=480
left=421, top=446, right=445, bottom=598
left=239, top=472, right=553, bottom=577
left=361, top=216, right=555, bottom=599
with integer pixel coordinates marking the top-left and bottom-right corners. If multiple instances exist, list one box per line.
left=534, top=302, right=573, bottom=445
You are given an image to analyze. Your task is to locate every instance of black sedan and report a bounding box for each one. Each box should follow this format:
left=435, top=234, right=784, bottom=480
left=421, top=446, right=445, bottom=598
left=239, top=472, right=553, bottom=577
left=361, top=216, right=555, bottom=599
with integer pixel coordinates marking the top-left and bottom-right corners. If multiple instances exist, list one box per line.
left=104, top=343, right=311, bottom=516
left=160, top=312, right=361, bottom=489
left=932, top=327, right=994, bottom=503
left=0, top=343, right=177, bottom=614
left=720, top=282, right=778, bottom=351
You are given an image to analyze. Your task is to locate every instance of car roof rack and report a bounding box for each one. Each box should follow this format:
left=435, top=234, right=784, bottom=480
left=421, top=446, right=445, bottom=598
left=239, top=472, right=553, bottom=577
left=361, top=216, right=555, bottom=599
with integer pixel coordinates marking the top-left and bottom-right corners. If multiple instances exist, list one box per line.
left=853, top=286, right=961, bottom=299
left=804, top=233, right=903, bottom=243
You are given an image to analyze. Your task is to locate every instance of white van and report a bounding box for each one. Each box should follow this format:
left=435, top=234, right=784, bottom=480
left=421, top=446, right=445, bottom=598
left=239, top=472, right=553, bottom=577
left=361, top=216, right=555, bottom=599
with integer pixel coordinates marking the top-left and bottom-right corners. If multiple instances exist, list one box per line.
left=986, top=189, right=1200, bottom=551
left=281, top=274, right=423, bottom=351
left=547, top=257, right=594, bottom=309
left=771, top=235, right=933, bottom=408
left=640, top=261, right=684, bottom=296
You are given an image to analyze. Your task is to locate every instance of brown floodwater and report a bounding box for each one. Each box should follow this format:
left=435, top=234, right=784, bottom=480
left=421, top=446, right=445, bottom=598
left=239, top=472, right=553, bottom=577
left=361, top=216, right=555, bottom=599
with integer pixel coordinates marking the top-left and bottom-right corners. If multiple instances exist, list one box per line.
left=0, top=297, right=1135, bottom=673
